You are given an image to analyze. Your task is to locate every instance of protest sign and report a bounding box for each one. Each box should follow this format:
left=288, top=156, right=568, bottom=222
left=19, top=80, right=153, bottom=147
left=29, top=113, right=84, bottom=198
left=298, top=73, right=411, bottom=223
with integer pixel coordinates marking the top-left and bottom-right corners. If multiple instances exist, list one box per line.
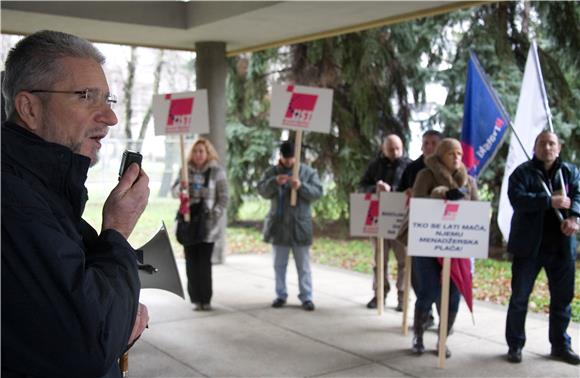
left=378, top=192, right=407, bottom=240
left=153, top=90, right=209, bottom=136
left=408, top=198, right=490, bottom=259
left=269, top=84, right=333, bottom=134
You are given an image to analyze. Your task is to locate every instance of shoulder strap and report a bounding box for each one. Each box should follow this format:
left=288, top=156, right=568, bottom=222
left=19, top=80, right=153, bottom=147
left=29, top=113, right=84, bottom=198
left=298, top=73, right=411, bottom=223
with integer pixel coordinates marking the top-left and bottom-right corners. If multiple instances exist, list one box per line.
left=203, top=167, right=212, bottom=187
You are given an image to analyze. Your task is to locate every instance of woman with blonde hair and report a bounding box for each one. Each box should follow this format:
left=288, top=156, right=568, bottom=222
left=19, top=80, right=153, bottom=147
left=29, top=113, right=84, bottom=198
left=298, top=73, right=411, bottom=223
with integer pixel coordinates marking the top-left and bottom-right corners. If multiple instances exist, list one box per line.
left=410, top=138, right=478, bottom=357
left=173, top=138, right=229, bottom=311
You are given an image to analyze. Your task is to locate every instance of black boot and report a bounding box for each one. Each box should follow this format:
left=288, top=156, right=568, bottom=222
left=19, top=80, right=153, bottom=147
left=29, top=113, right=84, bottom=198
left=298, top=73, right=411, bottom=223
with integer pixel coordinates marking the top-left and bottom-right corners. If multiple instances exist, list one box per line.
left=437, top=311, right=457, bottom=358
left=412, top=309, right=429, bottom=355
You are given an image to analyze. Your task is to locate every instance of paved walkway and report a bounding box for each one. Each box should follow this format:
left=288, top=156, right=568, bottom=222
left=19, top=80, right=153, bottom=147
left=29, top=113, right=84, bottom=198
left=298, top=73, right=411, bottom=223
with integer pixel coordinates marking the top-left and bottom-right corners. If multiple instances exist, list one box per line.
left=129, top=254, right=579, bottom=377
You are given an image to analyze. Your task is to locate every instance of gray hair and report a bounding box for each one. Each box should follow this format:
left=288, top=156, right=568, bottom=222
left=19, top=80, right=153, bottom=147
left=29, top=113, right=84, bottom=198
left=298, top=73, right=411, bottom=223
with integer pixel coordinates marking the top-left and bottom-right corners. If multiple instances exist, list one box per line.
left=2, top=30, right=105, bottom=120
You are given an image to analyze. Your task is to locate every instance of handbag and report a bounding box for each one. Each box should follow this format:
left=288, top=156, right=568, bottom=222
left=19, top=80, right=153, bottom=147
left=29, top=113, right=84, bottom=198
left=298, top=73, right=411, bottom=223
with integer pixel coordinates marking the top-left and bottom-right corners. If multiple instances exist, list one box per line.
left=175, top=168, right=211, bottom=246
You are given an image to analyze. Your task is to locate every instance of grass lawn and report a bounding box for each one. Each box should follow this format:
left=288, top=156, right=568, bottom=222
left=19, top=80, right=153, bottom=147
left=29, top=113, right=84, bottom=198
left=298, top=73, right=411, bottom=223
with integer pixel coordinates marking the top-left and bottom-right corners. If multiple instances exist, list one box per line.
left=83, top=198, right=580, bottom=322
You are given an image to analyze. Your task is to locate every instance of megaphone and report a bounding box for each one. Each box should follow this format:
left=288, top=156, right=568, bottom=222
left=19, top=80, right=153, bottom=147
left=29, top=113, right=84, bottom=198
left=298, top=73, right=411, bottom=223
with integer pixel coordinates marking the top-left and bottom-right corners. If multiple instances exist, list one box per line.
left=137, top=222, right=184, bottom=299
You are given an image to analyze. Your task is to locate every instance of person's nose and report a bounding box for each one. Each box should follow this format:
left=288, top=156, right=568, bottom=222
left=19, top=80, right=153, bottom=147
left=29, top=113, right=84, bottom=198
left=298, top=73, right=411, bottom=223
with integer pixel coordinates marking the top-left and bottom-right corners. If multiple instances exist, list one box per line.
left=96, top=107, right=118, bottom=127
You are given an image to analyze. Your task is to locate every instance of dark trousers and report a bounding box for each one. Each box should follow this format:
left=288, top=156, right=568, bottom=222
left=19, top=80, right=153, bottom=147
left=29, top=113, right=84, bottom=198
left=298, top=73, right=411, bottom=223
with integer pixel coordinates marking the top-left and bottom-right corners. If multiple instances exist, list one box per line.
left=413, top=256, right=460, bottom=314
left=505, top=249, right=575, bottom=351
left=184, top=242, right=214, bottom=304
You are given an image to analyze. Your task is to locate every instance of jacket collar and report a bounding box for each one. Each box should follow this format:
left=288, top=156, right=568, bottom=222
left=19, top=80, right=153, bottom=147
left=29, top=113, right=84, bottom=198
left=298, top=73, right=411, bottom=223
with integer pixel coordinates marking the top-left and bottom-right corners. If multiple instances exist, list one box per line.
left=2, top=121, right=91, bottom=218
left=531, top=155, right=562, bottom=177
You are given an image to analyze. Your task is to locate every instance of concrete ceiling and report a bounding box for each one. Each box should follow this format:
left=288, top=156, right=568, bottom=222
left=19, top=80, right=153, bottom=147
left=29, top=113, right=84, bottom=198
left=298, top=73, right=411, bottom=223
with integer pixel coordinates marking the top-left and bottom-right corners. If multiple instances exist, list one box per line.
left=1, top=1, right=482, bottom=56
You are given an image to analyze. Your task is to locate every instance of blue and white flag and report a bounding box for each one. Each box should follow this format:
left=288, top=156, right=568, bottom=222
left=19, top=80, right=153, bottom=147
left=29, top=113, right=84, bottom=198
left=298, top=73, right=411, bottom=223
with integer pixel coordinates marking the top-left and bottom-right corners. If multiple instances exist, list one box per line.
left=460, top=53, right=511, bottom=177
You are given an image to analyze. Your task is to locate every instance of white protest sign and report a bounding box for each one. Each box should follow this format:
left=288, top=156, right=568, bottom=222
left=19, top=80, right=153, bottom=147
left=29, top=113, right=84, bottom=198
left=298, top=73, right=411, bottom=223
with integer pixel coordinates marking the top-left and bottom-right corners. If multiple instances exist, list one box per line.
left=408, top=198, right=490, bottom=258
left=269, top=84, right=333, bottom=133
left=152, top=90, right=209, bottom=136
left=378, top=192, right=408, bottom=239
left=349, top=193, right=379, bottom=237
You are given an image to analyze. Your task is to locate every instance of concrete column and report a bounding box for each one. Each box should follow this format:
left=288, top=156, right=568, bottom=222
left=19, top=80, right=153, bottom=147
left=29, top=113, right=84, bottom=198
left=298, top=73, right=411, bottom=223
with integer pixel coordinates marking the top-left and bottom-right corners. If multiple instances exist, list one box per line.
left=195, top=41, right=227, bottom=264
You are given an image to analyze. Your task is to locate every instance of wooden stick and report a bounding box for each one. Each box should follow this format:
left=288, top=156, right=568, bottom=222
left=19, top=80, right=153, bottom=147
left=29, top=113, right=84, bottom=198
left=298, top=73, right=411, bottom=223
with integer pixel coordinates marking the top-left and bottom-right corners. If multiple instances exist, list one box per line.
left=438, top=257, right=451, bottom=369
left=290, top=130, right=303, bottom=207
left=377, top=237, right=384, bottom=316
left=402, top=255, right=412, bottom=334
left=179, top=135, right=190, bottom=222
left=119, top=352, right=128, bottom=377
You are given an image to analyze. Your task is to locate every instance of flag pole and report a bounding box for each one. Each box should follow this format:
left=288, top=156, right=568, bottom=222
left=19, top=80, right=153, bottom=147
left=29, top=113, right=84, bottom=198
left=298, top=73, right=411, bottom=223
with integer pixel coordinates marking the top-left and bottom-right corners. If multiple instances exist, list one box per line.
left=531, top=41, right=568, bottom=199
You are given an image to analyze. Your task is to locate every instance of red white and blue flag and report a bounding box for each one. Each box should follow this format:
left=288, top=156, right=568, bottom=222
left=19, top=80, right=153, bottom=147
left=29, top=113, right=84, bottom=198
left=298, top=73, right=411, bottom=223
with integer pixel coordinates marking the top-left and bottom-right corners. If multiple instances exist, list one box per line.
left=460, top=53, right=511, bottom=177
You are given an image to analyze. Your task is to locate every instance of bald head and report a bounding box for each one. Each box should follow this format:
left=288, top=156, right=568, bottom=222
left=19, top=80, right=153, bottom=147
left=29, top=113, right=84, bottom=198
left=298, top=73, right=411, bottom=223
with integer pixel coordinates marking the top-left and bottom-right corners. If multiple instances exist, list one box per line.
left=382, top=134, right=404, bottom=161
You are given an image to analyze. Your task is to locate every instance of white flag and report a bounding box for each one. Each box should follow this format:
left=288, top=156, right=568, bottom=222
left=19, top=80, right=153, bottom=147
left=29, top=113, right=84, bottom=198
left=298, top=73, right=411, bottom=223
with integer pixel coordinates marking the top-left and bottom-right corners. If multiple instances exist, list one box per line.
left=497, top=42, right=550, bottom=241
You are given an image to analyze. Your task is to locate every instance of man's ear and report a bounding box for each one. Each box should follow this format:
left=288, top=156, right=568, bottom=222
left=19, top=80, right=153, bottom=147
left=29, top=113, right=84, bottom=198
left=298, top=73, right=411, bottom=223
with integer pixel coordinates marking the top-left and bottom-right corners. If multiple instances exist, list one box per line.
left=13, top=91, right=43, bottom=131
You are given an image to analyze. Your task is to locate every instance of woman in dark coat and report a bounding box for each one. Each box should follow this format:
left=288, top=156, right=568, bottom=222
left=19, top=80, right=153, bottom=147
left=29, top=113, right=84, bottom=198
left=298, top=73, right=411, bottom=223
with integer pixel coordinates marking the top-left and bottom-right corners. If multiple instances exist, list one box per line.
left=410, top=138, right=478, bottom=358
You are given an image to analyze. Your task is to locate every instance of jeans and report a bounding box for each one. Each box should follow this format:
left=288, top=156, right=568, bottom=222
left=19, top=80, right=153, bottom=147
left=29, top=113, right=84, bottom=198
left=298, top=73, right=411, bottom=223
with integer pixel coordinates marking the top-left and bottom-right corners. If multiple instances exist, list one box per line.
left=184, top=242, right=214, bottom=304
left=273, top=244, right=312, bottom=303
left=505, top=249, right=575, bottom=351
left=413, top=256, right=460, bottom=314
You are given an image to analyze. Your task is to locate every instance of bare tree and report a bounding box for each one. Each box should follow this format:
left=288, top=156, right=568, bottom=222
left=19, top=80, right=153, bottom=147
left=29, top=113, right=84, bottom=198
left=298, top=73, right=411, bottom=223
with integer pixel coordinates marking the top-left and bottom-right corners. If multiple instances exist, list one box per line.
left=124, top=47, right=137, bottom=149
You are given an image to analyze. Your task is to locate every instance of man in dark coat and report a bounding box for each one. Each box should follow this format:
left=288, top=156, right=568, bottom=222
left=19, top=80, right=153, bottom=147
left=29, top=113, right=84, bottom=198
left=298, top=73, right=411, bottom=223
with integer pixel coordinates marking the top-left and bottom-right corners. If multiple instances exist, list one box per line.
left=505, top=131, right=580, bottom=365
left=258, top=140, right=323, bottom=311
left=359, top=133, right=411, bottom=311
left=398, top=130, right=441, bottom=333
left=1, top=30, right=150, bottom=377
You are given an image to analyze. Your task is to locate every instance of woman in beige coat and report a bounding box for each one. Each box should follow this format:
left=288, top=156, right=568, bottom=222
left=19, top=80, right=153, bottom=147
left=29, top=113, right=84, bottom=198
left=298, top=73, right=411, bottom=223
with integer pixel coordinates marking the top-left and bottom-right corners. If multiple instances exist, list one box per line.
left=410, top=138, right=478, bottom=357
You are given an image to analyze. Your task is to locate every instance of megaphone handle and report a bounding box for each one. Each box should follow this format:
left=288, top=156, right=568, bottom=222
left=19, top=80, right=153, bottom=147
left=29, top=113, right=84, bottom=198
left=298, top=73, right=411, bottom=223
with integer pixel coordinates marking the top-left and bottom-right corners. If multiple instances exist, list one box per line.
left=179, top=135, right=191, bottom=222
left=120, top=352, right=128, bottom=376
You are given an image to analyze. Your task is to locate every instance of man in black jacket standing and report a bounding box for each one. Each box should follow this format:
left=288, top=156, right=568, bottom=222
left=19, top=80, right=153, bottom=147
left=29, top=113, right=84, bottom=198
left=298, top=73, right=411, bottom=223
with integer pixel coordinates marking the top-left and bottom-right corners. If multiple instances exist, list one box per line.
left=505, top=131, right=580, bottom=365
left=2, top=31, right=150, bottom=377
left=359, top=134, right=411, bottom=311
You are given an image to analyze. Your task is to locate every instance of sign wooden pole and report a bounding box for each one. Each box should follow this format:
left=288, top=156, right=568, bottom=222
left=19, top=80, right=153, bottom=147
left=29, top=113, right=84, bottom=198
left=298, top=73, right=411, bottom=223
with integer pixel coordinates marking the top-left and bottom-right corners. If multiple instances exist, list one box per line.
left=377, top=238, right=384, bottom=315
left=438, top=257, right=451, bottom=368
left=179, top=135, right=190, bottom=222
left=290, top=130, right=303, bottom=207
left=119, top=352, right=128, bottom=377
left=402, top=255, right=412, bottom=334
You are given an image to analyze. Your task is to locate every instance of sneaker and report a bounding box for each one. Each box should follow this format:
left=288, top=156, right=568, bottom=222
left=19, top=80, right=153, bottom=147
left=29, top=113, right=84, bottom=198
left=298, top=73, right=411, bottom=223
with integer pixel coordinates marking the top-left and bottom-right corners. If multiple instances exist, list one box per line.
left=271, top=298, right=286, bottom=308
left=507, top=347, right=522, bottom=363
left=302, top=301, right=315, bottom=311
left=193, top=302, right=203, bottom=311
left=551, top=348, right=580, bottom=365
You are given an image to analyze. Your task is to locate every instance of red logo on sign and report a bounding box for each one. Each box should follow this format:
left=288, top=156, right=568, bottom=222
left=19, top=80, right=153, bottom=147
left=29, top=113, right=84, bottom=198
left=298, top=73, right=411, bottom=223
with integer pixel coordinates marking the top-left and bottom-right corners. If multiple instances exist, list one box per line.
left=443, top=203, right=460, bottom=221
left=363, top=193, right=379, bottom=233
left=282, top=85, right=318, bottom=128
left=165, top=95, right=194, bottom=133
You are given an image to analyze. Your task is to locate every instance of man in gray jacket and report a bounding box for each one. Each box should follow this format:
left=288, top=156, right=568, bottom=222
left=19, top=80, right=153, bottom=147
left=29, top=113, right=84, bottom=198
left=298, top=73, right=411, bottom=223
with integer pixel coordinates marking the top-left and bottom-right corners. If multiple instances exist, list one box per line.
left=258, top=140, right=323, bottom=311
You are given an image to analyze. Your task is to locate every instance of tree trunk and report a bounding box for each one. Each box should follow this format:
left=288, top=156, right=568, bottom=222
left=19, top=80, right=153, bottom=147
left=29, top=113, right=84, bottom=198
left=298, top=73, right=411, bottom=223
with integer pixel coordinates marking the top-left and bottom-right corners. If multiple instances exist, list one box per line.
left=135, top=50, right=164, bottom=152
left=158, top=136, right=179, bottom=197
left=124, top=46, right=137, bottom=149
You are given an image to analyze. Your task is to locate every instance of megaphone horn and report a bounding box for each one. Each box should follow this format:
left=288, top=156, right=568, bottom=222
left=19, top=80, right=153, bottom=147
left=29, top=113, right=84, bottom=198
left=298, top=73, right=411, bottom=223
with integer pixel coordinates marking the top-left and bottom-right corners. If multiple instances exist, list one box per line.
left=137, top=221, right=184, bottom=299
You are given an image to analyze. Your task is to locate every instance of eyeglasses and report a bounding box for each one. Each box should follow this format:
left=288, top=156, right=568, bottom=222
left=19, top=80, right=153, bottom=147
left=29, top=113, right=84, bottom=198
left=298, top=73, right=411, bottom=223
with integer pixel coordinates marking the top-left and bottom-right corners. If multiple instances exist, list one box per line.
left=29, top=88, right=117, bottom=108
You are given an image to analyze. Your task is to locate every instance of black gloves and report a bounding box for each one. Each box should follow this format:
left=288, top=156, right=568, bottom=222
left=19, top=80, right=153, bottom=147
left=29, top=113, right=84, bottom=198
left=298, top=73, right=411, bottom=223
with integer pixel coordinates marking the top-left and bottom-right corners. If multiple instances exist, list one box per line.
left=445, top=188, right=468, bottom=200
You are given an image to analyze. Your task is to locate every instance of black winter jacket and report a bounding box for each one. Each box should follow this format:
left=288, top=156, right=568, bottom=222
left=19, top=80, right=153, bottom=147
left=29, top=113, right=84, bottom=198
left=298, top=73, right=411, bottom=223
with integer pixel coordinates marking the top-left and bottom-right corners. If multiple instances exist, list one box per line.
left=507, top=157, right=580, bottom=259
left=1, top=122, right=140, bottom=378
left=358, top=154, right=411, bottom=193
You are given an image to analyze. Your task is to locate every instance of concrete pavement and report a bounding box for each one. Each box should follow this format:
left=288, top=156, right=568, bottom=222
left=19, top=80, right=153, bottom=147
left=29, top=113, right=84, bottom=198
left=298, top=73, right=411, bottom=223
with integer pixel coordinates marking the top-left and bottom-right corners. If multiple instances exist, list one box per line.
left=128, top=253, right=579, bottom=377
